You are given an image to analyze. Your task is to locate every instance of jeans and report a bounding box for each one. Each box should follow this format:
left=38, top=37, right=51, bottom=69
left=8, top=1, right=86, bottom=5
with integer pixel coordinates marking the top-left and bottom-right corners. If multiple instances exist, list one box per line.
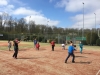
left=80, top=47, right=83, bottom=54
left=65, top=52, right=75, bottom=62
left=13, top=46, right=18, bottom=58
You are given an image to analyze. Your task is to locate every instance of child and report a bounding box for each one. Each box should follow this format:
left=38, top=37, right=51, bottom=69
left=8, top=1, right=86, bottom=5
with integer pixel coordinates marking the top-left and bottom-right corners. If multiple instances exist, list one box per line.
left=65, top=41, right=75, bottom=63
left=61, top=43, right=65, bottom=50
left=12, top=38, right=20, bottom=59
left=79, top=42, right=83, bottom=54
left=51, top=40, right=55, bottom=51
left=8, top=40, right=12, bottom=51
left=36, top=42, right=40, bottom=50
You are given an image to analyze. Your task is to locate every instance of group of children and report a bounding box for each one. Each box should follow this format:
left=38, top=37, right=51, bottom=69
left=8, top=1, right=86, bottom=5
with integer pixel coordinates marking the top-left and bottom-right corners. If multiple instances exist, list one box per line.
left=8, top=38, right=83, bottom=62
left=65, top=41, right=83, bottom=63
left=61, top=41, right=83, bottom=52
left=33, top=39, right=40, bottom=50
left=34, top=39, right=56, bottom=51
left=8, top=39, right=83, bottom=53
left=8, top=39, right=40, bottom=51
left=8, top=38, right=20, bottom=59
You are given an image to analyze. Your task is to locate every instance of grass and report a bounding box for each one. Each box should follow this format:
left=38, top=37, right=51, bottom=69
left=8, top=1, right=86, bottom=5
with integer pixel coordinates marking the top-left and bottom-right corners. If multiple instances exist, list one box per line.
left=0, top=40, right=100, bottom=51
left=0, top=41, right=51, bottom=50
left=83, top=45, right=100, bottom=51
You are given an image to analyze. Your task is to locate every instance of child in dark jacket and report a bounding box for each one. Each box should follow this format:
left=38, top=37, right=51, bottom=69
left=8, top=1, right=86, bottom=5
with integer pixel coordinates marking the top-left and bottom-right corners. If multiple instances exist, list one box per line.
left=36, top=42, right=40, bottom=50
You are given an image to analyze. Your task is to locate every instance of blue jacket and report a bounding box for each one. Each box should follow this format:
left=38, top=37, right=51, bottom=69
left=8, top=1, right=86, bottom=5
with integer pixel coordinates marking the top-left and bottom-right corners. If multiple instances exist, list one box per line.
left=68, top=45, right=75, bottom=53
left=79, top=43, right=83, bottom=48
left=34, top=40, right=37, bottom=44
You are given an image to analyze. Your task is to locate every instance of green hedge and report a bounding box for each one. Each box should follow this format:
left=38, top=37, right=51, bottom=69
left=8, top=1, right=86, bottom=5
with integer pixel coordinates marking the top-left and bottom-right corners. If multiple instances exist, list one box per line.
left=96, top=39, right=100, bottom=46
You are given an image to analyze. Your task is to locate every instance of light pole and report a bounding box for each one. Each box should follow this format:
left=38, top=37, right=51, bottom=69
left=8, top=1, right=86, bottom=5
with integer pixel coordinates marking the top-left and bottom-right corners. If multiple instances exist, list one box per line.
left=47, top=20, right=49, bottom=32
left=12, top=20, right=15, bottom=38
left=77, top=25, right=79, bottom=36
left=29, top=16, right=31, bottom=41
left=77, top=24, right=80, bottom=36
left=29, top=16, right=31, bottom=34
left=94, top=13, right=96, bottom=32
left=2, top=12, right=8, bottom=32
left=90, top=28, right=92, bottom=45
left=47, top=20, right=49, bottom=40
left=82, top=2, right=84, bottom=40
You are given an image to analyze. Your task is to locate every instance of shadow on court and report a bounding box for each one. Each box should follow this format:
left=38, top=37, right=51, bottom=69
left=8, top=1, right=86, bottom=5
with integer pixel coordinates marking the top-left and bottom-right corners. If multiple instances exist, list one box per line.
left=75, top=56, right=87, bottom=58
left=19, top=49, right=28, bottom=51
left=75, top=52, right=92, bottom=54
left=39, top=48, right=46, bottom=51
left=66, top=61, right=91, bottom=64
left=54, top=50, right=66, bottom=52
left=18, top=56, right=48, bottom=59
left=82, top=52, right=92, bottom=54
left=75, top=61, right=92, bottom=64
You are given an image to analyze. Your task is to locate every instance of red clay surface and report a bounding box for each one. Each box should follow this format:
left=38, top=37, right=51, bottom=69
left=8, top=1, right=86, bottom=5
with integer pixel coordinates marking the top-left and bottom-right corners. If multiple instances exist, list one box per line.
left=0, top=43, right=100, bottom=75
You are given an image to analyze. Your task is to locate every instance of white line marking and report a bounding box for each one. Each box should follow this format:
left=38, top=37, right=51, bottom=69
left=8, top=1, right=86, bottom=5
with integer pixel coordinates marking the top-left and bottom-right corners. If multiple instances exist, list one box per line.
left=96, top=70, right=100, bottom=75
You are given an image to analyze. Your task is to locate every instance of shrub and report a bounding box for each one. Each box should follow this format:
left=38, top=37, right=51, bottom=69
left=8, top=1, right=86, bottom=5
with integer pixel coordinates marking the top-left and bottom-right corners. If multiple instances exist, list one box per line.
left=96, top=39, right=100, bottom=46
left=86, top=32, right=99, bottom=45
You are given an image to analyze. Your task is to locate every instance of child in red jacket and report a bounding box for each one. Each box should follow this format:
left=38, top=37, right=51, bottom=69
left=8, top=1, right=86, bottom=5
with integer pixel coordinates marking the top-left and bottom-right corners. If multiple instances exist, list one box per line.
left=36, top=42, right=40, bottom=50
left=51, top=40, right=55, bottom=51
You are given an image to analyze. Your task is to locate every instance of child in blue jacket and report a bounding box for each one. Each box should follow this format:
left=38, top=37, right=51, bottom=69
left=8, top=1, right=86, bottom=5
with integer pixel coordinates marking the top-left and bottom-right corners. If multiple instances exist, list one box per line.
left=65, top=41, right=75, bottom=63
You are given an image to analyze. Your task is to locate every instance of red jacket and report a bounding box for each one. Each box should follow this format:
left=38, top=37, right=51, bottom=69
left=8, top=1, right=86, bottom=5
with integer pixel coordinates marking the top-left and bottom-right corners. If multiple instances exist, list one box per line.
left=51, top=41, right=55, bottom=46
left=36, top=43, right=40, bottom=48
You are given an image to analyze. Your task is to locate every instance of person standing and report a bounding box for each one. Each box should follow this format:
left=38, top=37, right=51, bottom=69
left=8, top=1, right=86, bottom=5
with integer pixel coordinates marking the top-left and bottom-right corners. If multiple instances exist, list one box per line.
left=79, top=42, right=83, bottom=54
left=65, top=41, right=75, bottom=63
left=33, top=39, right=37, bottom=48
left=51, top=40, right=55, bottom=51
left=8, top=40, right=12, bottom=51
left=13, top=38, right=20, bottom=59
left=61, top=43, right=65, bottom=50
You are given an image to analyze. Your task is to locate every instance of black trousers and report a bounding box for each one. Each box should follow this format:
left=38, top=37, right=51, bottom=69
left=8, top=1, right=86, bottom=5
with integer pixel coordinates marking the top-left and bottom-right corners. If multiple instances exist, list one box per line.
left=65, top=52, right=75, bottom=62
left=52, top=45, right=55, bottom=51
left=13, top=47, right=18, bottom=58
left=36, top=48, right=39, bottom=50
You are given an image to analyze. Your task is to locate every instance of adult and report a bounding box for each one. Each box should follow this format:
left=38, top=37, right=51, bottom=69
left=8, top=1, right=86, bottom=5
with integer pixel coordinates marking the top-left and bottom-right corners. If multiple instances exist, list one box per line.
left=33, top=38, right=37, bottom=48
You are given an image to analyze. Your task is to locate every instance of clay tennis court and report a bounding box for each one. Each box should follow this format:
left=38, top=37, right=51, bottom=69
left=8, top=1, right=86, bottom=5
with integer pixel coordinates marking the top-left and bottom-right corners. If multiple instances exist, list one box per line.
left=0, top=42, right=100, bottom=75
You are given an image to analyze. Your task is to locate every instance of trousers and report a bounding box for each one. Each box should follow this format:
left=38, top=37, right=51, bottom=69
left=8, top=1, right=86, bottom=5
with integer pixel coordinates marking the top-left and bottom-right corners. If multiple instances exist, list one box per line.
left=65, top=52, right=75, bottom=62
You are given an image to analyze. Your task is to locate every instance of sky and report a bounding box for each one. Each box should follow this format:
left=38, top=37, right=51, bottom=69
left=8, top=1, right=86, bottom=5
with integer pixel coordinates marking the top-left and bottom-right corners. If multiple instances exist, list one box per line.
left=0, top=0, right=100, bottom=29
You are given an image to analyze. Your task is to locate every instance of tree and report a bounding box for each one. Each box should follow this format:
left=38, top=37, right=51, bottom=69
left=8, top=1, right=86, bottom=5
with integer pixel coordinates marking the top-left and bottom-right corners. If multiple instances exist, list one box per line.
left=86, top=32, right=91, bottom=45
left=0, top=15, right=3, bottom=32
left=96, top=39, right=100, bottom=46
left=86, top=32, right=99, bottom=45
left=91, top=32, right=99, bottom=45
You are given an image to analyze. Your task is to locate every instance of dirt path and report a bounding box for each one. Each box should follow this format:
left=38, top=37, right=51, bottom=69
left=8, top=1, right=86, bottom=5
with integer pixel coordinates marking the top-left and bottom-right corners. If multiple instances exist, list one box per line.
left=0, top=45, right=100, bottom=75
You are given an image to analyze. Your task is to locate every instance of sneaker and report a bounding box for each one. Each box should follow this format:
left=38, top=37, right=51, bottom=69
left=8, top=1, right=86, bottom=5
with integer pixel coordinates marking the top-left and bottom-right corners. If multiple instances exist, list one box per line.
left=72, top=61, right=75, bottom=63
left=65, top=61, right=67, bottom=63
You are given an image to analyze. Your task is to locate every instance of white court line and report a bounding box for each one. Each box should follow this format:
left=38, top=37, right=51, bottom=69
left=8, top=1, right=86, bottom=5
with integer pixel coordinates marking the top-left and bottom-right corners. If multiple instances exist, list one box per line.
left=96, top=70, right=100, bottom=75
